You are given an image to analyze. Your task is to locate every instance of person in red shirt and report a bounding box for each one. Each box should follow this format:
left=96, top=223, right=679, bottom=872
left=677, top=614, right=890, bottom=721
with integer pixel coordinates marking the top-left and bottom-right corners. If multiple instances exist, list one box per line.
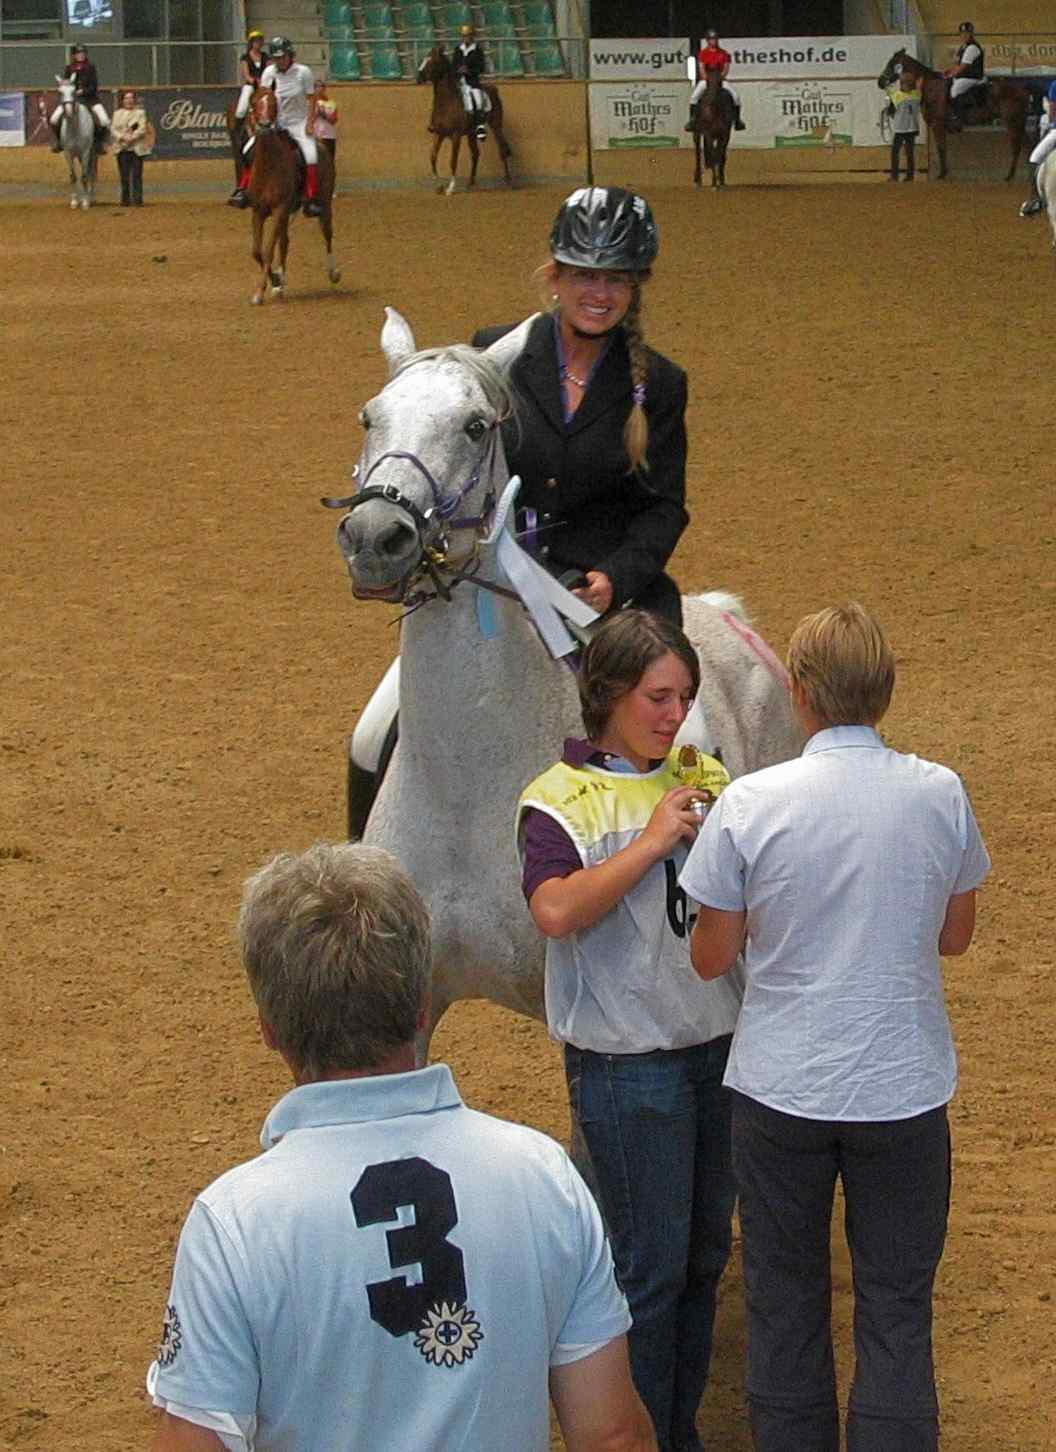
left=685, top=29, right=745, bottom=132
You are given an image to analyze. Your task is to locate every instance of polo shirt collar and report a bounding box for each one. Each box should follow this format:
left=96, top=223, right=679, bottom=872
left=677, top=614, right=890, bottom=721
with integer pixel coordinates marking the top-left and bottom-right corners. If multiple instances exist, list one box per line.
left=260, top=1062, right=462, bottom=1149
left=802, top=724, right=884, bottom=756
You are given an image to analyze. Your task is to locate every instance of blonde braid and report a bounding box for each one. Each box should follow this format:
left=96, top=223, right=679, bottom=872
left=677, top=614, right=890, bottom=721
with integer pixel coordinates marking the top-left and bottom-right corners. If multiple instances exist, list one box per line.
left=621, top=286, right=650, bottom=473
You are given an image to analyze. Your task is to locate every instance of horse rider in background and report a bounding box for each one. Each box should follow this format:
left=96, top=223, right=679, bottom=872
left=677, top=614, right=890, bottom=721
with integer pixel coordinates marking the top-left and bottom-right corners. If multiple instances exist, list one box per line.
left=49, top=44, right=111, bottom=152
left=453, top=23, right=491, bottom=141
left=232, top=30, right=270, bottom=129
left=229, top=36, right=323, bottom=217
left=685, top=30, right=746, bottom=133
left=944, top=20, right=986, bottom=128
left=1020, top=74, right=1056, bottom=216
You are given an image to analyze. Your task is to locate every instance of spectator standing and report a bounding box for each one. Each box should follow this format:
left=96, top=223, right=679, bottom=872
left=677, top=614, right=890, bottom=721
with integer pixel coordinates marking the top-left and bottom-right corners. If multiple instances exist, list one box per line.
left=680, top=602, right=990, bottom=1452
left=312, top=79, right=338, bottom=167
left=886, top=70, right=921, bottom=181
left=112, top=89, right=152, bottom=206
left=147, top=842, right=654, bottom=1452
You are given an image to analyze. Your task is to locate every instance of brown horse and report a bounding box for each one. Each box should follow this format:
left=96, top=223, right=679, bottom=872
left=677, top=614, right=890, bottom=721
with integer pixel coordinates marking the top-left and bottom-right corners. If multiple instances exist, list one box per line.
left=244, top=88, right=340, bottom=305
left=877, top=49, right=1029, bottom=182
left=691, top=66, right=734, bottom=189
left=416, top=46, right=513, bottom=194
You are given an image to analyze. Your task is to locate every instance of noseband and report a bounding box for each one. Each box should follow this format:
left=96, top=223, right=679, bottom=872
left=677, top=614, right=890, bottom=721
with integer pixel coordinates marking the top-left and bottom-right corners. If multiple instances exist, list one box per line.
left=321, top=431, right=502, bottom=606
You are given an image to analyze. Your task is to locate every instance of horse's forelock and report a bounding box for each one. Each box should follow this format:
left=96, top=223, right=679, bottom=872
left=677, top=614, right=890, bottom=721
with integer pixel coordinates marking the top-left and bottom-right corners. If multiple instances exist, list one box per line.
left=393, top=345, right=514, bottom=423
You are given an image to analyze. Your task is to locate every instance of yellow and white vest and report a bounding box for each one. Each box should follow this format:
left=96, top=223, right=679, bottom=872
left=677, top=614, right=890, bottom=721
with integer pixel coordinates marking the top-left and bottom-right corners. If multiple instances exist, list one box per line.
left=517, top=746, right=743, bottom=1053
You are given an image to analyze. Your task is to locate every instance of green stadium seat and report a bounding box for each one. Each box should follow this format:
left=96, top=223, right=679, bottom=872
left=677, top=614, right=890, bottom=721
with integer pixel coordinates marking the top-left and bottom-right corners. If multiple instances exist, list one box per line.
left=478, top=0, right=514, bottom=30
left=402, top=1, right=435, bottom=36
left=435, top=2, right=473, bottom=37
left=323, top=0, right=352, bottom=27
left=368, top=40, right=403, bottom=77
left=330, top=41, right=362, bottom=78
left=362, top=1, right=396, bottom=30
left=529, top=37, right=564, bottom=74
left=521, top=0, right=555, bottom=28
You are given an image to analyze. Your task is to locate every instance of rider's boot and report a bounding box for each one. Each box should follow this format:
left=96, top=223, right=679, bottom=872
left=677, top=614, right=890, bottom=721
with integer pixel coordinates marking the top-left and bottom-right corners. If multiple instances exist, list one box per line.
left=733, top=102, right=746, bottom=131
left=473, top=109, right=488, bottom=142
left=945, top=90, right=963, bottom=132
left=228, top=165, right=252, bottom=207
left=49, top=121, right=62, bottom=152
left=1020, top=162, right=1044, bottom=216
left=683, top=103, right=698, bottom=133
left=303, top=163, right=322, bottom=217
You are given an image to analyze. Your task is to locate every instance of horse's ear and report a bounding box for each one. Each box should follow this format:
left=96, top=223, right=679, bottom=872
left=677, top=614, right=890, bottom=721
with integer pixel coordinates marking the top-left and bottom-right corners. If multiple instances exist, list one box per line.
left=380, top=307, right=417, bottom=375
left=482, top=313, right=540, bottom=375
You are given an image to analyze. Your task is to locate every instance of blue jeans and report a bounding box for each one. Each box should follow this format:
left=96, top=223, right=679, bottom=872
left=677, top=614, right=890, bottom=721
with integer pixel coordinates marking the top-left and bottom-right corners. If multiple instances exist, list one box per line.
left=565, top=1038, right=735, bottom=1452
left=732, top=1093, right=950, bottom=1452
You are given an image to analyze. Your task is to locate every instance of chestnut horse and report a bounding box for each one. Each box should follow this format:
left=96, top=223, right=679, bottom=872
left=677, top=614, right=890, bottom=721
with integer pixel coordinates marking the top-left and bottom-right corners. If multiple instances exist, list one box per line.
left=416, top=46, right=513, bottom=195
left=690, top=65, right=734, bottom=189
left=225, top=99, right=251, bottom=188
left=243, top=87, right=340, bottom=305
left=877, top=49, right=1029, bottom=181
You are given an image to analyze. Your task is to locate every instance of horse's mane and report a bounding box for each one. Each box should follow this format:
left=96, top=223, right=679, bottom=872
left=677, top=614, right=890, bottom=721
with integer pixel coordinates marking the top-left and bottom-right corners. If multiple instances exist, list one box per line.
left=395, top=345, right=515, bottom=423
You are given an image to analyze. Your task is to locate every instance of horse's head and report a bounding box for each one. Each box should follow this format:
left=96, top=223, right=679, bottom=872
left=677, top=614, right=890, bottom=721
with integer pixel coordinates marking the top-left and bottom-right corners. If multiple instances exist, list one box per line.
left=878, top=49, right=906, bottom=90
left=251, top=87, right=278, bottom=129
left=417, top=46, right=450, bottom=84
left=56, top=76, right=77, bottom=111
left=327, top=308, right=533, bottom=603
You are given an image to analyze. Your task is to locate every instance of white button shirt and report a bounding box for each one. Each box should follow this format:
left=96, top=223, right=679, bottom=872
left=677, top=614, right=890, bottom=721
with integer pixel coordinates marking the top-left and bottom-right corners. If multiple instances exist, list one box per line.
left=259, top=61, right=315, bottom=127
left=680, top=726, right=990, bottom=1122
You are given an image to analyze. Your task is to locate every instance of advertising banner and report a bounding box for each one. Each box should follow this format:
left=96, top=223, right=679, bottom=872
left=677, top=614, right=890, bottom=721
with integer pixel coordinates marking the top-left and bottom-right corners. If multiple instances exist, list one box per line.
left=719, top=34, right=914, bottom=79
left=147, top=88, right=237, bottom=158
left=0, top=91, right=26, bottom=147
left=589, top=37, right=691, bottom=80
left=745, top=79, right=884, bottom=149
left=932, top=34, right=1056, bottom=76
left=588, top=80, right=684, bottom=147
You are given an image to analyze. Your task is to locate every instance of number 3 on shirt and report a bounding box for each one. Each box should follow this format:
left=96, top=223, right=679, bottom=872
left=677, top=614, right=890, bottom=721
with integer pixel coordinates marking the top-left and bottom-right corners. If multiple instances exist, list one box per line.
left=351, top=1157, right=467, bottom=1337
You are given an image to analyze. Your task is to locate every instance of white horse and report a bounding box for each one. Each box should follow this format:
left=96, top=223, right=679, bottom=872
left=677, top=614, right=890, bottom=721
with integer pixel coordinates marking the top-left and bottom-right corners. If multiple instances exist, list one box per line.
left=1039, top=151, right=1056, bottom=253
left=328, top=308, right=804, bottom=1044
left=54, top=76, right=97, bottom=210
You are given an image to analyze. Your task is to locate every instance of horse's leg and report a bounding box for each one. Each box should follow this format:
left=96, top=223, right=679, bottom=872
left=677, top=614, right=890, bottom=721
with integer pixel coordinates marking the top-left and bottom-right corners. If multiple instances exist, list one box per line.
left=447, top=134, right=461, bottom=196
left=251, top=210, right=267, bottom=305
left=318, top=155, right=340, bottom=284
left=430, top=134, right=443, bottom=191
left=270, top=214, right=288, bottom=300
left=493, top=123, right=513, bottom=185
left=694, top=131, right=702, bottom=187
left=67, top=153, right=79, bottom=208
left=467, top=133, right=479, bottom=190
left=1006, top=111, right=1026, bottom=183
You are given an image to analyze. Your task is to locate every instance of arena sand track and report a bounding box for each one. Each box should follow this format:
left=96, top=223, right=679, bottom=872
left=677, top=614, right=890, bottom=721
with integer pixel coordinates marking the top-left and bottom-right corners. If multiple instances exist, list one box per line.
left=1, top=176, right=1054, bottom=1450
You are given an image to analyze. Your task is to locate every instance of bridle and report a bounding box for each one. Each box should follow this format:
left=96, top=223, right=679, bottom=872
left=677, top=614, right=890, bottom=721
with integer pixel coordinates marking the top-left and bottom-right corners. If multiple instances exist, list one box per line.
left=321, top=426, right=518, bottom=610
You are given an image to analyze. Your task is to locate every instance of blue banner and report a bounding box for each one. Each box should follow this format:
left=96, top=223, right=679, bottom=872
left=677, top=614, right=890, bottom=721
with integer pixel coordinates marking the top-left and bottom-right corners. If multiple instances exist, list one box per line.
left=0, top=91, right=26, bottom=148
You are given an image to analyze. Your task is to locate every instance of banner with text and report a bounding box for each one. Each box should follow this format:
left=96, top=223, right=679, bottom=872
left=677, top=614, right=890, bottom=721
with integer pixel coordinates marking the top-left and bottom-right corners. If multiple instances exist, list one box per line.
left=589, top=37, right=690, bottom=81
left=146, top=88, right=237, bottom=158
left=0, top=91, right=25, bottom=147
left=588, top=80, right=684, bottom=147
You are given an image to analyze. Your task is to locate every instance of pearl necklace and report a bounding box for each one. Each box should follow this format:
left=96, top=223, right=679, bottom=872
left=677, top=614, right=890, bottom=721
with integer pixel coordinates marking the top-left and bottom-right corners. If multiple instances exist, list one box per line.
left=561, top=365, right=588, bottom=388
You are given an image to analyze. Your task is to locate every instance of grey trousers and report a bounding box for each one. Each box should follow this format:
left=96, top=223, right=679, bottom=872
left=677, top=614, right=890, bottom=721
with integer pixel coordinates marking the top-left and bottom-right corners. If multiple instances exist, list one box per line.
left=731, top=1092, right=950, bottom=1452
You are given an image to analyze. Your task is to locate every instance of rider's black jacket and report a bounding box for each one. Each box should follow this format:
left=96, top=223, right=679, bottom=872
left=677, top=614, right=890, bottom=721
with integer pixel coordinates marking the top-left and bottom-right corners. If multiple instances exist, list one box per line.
left=472, top=313, right=688, bottom=619
left=63, top=61, right=100, bottom=102
left=453, top=42, right=486, bottom=87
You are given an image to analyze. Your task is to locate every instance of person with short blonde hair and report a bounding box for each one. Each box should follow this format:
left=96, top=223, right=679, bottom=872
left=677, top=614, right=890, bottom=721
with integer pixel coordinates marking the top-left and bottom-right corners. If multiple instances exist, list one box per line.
left=681, top=602, right=990, bottom=1452
left=149, top=842, right=653, bottom=1452
left=786, top=600, right=895, bottom=725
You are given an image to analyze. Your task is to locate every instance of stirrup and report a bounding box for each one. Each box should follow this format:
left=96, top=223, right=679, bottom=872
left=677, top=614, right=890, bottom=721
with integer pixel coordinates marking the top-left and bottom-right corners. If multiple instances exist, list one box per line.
left=1020, top=197, right=1044, bottom=217
left=303, top=196, right=322, bottom=216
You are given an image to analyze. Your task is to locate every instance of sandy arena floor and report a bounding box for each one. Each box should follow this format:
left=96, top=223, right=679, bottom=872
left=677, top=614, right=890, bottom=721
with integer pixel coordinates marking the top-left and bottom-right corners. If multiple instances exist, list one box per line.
left=1, top=159, right=1054, bottom=1449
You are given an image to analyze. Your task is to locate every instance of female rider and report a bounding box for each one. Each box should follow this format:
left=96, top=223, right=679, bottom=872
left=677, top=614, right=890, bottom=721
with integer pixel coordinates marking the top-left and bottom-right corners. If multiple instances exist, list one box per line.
left=233, top=30, right=269, bottom=123
left=49, top=44, right=111, bottom=151
left=472, top=186, right=689, bottom=625
left=517, top=607, right=739, bottom=1452
left=229, top=37, right=321, bottom=217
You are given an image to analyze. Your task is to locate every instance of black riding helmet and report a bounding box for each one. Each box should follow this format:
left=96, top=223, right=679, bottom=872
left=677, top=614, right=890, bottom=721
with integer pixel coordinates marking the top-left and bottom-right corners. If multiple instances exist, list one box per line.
left=549, top=187, right=659, bottom=273
left=958, top=19, right=974, bottom=31
left=270, top=35, right=295, bottom=56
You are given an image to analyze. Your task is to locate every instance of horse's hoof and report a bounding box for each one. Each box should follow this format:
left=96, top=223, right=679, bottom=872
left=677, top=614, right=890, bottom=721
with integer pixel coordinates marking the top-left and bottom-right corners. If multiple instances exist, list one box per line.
left=70, top=197, right=79, bottom=208
left=251, top=295, right=263, bottom=305
left=330, top=270, right=342, bottom=285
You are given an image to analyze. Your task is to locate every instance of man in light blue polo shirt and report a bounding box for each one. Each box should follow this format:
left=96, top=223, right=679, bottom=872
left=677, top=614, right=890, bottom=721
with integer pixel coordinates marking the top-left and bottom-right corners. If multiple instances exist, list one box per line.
left=147, top=842, right=653, bottom=1452
left=680, top=602, right=989, bottom=1452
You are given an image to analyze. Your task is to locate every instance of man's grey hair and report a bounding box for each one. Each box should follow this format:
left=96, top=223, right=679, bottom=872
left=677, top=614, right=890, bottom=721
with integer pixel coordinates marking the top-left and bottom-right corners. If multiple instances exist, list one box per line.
left=238, top=843, right=432, bottom=1078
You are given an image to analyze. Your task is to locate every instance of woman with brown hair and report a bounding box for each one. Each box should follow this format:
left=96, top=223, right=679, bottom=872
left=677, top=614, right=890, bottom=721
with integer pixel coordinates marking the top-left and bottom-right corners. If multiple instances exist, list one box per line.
left=112, top=89, right=152, bottom=206
left=472, top=186, right=688, bottom=625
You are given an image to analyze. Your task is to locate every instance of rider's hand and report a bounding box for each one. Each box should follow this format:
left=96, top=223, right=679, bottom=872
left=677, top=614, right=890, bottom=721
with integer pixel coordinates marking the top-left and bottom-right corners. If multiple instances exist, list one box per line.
left=572, top=570, right=614, bottom=614
left=638, top=786, right=704, bottom=858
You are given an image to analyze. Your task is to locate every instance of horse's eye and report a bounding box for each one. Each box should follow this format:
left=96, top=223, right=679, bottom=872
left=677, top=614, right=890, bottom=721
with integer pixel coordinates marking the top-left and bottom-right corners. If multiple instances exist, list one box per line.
left=359, top=409, right=371, bottom=429
left=464, top=416, right=488, bottom=441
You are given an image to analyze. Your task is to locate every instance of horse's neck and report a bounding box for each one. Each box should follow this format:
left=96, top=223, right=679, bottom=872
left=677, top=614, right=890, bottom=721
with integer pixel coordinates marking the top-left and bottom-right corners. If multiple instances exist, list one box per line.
left=396, top=555, right=573, bottom=774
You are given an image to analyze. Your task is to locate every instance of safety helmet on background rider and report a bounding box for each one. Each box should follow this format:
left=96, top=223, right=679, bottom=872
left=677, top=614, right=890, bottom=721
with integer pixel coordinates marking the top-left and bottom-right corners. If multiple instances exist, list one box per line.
left=958, top=19, right=974, bottom=31
left=270, top=36, right=295, bottom=56
left=459, top=23, right=476, bottom=37
left=549, top=186, right=659, bottom=273
left=247, top=29, right=265, bottom=42
left=705, top=28, right=719, bottom=39
left=70, top=43, right=87, bottom=55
